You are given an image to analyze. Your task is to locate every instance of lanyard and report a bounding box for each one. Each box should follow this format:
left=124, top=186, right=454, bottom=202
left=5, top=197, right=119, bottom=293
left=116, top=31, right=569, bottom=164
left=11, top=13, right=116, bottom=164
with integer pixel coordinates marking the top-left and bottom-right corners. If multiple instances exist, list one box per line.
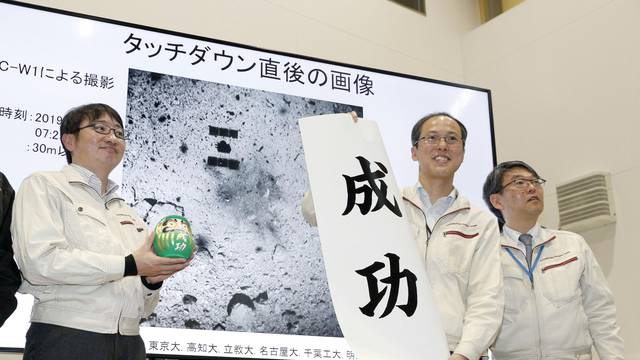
left=505, top=244, right=545, bottom=283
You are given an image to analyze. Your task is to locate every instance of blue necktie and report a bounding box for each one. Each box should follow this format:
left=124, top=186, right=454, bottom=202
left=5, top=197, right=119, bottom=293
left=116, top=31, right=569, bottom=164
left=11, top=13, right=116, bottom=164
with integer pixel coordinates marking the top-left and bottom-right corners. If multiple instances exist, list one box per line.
left=518, top=233, right=533, bottom=269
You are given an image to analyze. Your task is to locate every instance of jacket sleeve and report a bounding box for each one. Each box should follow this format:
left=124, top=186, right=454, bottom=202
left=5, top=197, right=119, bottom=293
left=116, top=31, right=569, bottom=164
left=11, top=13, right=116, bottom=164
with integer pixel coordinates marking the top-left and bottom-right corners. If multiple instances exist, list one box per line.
left=142, top=290, right=160, bottom=318
left=301, top=191, right=318, bottom=226
left=579, top=238, right=624, bottom=360
left=140, top=278, right=161, bottom=318
left=455, top=217, right=504, bottom=360
left=11, top=174, right=124, bottom=286
left=0, top=172, right=21, bottom=326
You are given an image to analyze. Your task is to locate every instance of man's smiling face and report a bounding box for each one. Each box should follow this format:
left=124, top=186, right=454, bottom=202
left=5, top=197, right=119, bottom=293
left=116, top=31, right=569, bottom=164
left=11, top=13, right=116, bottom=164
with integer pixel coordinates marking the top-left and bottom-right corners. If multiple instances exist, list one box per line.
left=62, top=114, right=125, bottom=175
left=411, top=115, right=465, bottom=182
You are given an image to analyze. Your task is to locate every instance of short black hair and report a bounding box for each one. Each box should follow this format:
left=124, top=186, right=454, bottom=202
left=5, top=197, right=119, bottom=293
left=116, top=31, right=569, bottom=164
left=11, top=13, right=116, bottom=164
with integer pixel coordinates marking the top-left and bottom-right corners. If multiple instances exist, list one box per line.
left=482, top=160, right=541, bottom=230
left=410, top=112, right=468, bottom=148
left=60, top=103, right=123, bottom=164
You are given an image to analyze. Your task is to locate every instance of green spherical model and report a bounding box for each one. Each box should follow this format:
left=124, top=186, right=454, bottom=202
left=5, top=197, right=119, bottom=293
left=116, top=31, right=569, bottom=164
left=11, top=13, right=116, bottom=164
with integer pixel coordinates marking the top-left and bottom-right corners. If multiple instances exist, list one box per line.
left=153, top=215, right=194, bottom=259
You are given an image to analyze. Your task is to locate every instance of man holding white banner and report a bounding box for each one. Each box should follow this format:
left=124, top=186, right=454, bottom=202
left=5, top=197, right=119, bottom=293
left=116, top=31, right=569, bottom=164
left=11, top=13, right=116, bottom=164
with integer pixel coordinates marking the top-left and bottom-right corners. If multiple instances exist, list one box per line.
left=302, top=113, right=503, bottom=360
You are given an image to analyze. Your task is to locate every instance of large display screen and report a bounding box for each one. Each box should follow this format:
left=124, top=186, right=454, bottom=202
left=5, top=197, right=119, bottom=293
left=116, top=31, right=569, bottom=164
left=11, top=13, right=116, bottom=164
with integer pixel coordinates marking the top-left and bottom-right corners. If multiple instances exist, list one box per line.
left=0, top=1, right=496, bottom=358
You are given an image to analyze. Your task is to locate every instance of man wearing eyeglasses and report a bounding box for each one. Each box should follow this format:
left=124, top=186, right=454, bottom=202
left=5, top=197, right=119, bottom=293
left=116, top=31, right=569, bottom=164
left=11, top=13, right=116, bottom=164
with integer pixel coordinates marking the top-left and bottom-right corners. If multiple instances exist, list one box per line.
left=11, top=103, right=191, bottom=359
left=482, top=160, right=624, bottom=360
left=302, top=113, right=503, bottom=360
left=403, top=113, right=503, bottom=360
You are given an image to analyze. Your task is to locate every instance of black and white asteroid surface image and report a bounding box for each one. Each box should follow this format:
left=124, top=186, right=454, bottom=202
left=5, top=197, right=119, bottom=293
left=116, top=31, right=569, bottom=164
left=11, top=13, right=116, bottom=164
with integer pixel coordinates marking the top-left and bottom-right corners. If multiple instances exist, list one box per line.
left=123, top=69, right=362, bottom=337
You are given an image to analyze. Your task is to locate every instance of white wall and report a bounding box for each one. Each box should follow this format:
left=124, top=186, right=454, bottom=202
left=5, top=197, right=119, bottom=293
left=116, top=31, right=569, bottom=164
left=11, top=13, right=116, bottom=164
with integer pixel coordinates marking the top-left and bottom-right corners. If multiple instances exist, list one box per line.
left=14, top=0, right=480, bottom=83
left=0, top=1, right=479, bottom=359
left=463, top=0, right=640, bottom=359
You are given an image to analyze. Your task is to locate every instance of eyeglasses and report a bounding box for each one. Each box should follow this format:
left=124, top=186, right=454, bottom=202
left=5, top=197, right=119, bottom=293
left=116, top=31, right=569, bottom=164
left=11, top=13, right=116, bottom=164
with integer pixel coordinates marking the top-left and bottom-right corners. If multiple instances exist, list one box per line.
left=502, top=177, right=546, bottom=191
left=78, top=123, right=126, bottom=140
left=414, top=134, right=461, bottom=147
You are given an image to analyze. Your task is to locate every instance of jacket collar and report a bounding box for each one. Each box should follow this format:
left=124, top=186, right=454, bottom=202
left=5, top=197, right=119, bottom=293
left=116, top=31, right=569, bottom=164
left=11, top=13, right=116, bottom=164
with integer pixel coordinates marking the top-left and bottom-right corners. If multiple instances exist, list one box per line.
left=62, top=164, right=120, bottom=199
left=501, top=224, right=556, bottom=250
left=403, top=182, right=470, bottom=214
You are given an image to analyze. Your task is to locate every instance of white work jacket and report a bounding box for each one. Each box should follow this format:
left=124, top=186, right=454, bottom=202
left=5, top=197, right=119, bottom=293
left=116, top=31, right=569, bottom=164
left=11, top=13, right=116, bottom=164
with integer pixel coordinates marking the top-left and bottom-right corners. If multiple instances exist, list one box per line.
left=492, top=226, right=624, bottom=360
left=402, top=184, right=503, bottom=360
left=11, top=166, right=159, bottom=335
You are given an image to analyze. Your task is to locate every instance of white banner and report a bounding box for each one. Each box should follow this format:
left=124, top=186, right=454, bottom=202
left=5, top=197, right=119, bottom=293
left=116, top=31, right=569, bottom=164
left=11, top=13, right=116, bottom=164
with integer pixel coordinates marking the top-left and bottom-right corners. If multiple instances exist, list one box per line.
left=299, top=114, right=449, bottom=360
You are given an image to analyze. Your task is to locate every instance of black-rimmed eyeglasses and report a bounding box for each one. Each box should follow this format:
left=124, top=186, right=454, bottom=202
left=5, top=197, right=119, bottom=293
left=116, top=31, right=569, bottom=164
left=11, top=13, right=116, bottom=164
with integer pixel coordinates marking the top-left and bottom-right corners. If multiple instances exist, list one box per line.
left=77, top=123, right=126, bottom=140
